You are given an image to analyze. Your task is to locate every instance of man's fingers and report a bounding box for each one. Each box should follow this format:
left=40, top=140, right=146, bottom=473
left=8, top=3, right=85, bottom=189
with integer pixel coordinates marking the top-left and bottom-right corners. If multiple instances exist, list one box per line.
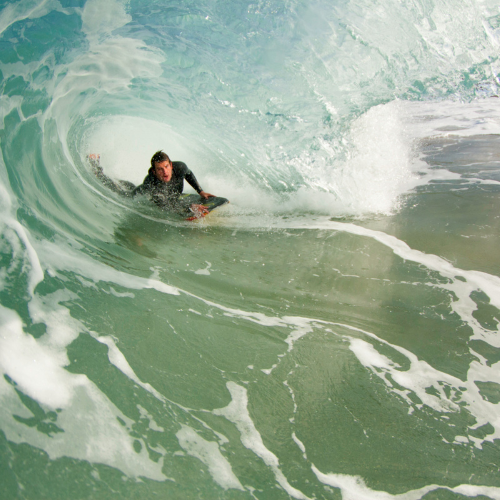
left=191, top=204, right=209, bottom=214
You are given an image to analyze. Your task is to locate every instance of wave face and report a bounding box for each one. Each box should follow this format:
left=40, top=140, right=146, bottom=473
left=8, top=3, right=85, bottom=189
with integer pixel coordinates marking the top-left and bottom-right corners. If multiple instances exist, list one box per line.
left=1, top=0, right=500, bottom=498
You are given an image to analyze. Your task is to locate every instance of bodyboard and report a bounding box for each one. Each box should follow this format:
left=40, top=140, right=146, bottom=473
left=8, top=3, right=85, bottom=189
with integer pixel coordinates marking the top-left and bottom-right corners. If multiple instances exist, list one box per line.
left=178, top=194, right=229, bottom=220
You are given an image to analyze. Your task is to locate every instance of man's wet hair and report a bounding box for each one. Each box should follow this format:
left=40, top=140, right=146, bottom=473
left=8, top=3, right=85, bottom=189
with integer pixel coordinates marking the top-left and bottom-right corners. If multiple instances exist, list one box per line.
left=150, top=150, right=171, bottom=169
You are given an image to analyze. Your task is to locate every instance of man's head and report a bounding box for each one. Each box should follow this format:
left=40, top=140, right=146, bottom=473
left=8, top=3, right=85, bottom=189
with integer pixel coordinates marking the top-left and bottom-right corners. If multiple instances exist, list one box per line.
left=150, top=150, right=173, bottom=182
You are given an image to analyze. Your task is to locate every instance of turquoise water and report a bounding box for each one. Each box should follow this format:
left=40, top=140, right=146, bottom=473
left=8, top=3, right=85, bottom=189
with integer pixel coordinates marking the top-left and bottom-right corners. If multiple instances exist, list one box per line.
left=1, top=1, right=500, bottom=499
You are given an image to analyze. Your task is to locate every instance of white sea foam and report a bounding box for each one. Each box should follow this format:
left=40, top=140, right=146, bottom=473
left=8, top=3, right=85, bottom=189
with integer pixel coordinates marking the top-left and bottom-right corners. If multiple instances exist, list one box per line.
left=312, top=465, right=500, bottom=500
left=0, top=304, right=168, bottom=480
left=176, top=424, right=244, bottom=491
left=291, top=432, right=307, bottom=456
left=213, top=382, right=311, bottom=500
left=329, top=101, right=420, bottom=214
left=0, top=180, right=43, bottom=296
left=137, top=404, right=164, bottom=432
left=96, top=335, right=167, bottom=402
left=403, top=99, right=500, bottom=140
left=0, top=304, right=78, bottom=408
left=81, top=0, right=131, bottom=39
left=36, top=237, right=179, bottom=296
left=194, top=264, right=212, bottom=275
left=347, top=334, right=500, bottom=444
left=0, top=0, right=74, bottom=37
left=318, top=98, right=500, bottom=214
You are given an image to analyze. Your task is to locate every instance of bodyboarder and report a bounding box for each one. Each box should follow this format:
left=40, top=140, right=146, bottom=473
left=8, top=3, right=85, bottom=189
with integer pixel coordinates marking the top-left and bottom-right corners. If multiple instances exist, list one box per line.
left=88, top=151, right=219, bottom=217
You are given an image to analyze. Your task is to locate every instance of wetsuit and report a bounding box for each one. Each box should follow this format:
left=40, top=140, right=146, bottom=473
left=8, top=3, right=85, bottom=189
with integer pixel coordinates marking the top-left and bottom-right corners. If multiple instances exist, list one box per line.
left=132, top=162, right=204, bottom=211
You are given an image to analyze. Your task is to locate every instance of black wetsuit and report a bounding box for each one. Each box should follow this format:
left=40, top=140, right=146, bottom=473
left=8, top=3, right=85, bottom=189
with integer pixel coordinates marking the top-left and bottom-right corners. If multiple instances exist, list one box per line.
left=132, top=162, right=203, bottom=210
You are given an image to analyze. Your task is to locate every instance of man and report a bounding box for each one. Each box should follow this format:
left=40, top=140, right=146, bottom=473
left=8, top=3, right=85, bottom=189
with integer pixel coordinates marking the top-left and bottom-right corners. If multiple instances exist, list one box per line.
left=133, top=151, right=215, bottom=216
left=88, top=151, right=218, bottom=217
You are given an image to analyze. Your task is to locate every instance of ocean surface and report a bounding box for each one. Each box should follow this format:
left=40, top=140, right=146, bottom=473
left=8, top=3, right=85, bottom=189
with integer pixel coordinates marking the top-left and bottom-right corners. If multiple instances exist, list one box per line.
left=1, top=0, right=500, bottom=499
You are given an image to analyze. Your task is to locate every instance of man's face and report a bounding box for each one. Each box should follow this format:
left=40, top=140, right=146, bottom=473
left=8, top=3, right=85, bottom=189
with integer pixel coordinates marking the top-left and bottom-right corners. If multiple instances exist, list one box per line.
left=154, top=160, right=173, bottom=182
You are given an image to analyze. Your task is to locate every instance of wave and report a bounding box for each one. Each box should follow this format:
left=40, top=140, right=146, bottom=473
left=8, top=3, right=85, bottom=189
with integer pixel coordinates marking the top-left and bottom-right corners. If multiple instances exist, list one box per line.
left=1, top=0, right=500, bottom=498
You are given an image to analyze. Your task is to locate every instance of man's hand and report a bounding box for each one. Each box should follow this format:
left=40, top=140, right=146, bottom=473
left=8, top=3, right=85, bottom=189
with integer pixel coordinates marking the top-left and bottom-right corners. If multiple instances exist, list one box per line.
left=190, top=204, right=209, bottom=218
left=199, top=191, right=215, bottom=199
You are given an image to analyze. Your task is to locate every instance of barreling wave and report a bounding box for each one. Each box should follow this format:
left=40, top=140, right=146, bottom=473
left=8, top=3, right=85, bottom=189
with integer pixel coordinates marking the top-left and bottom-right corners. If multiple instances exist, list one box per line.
left=1, top=1, right=500, bottom=499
